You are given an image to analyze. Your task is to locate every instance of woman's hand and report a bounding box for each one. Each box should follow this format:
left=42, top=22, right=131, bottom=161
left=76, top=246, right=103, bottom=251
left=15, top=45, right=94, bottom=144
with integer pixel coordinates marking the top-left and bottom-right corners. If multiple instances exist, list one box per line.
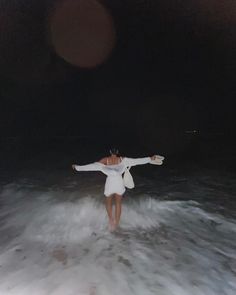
left=72, top=164, right=76, bottom=170
left=150, top=155, right=156, bottom=161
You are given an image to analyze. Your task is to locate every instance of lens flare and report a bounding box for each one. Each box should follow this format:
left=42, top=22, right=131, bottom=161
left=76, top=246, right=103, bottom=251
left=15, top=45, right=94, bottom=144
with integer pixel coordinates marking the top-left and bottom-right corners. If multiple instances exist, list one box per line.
left=49, top=0, right=116, bottom=68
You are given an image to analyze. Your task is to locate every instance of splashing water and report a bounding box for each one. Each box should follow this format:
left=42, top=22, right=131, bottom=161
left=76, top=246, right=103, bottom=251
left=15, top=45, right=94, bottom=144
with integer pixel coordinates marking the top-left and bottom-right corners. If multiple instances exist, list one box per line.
left=0, top=173, right=236, bottom=295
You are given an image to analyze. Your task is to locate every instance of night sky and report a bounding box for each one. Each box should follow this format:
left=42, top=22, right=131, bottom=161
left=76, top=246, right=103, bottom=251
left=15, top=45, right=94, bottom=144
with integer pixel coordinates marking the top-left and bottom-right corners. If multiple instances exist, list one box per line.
left=0, top=0, right=235, bottom=155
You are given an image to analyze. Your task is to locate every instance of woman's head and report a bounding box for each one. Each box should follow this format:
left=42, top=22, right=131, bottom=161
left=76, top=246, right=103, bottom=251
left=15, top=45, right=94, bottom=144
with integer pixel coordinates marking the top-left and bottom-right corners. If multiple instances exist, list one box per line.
left=109, top=147, right=119, bottom=156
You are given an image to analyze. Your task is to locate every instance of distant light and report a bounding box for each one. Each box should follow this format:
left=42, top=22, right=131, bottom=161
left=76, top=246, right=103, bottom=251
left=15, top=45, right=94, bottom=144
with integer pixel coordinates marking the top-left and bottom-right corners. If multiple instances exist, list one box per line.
left=185, top=130, right=200, bottom=134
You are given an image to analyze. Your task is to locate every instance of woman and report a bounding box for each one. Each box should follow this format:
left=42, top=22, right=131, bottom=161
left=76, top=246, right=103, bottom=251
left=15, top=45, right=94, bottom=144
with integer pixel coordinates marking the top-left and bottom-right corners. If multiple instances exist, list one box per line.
left=72, top=148, right=157, bottom=231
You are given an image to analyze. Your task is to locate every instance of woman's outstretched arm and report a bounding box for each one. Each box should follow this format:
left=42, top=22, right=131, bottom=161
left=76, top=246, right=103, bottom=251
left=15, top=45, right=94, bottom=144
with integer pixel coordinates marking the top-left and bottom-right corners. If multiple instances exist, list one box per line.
left=124, top=156, right=155, bottom=167
left=72, top=162, right=103, bottom=172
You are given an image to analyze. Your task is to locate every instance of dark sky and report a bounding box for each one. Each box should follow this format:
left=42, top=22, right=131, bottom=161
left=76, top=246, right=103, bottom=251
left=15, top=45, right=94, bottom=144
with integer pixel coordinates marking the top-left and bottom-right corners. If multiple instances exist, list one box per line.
left=0, top=0, right=235, bottom=153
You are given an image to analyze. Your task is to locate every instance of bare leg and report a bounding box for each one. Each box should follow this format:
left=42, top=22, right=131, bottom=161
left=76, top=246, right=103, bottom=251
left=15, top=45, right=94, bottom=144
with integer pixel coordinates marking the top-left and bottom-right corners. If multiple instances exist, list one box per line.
left=114, top=194, right=122, bottom=229
left=105, top=195, right=115, bottom=231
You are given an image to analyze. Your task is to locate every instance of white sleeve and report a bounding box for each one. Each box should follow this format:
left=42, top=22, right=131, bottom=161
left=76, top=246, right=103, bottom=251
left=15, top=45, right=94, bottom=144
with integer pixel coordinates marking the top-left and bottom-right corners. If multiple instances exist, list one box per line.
left=74, top=162, right=103, bottom=172
left=124, top=157, right=151, bottom=167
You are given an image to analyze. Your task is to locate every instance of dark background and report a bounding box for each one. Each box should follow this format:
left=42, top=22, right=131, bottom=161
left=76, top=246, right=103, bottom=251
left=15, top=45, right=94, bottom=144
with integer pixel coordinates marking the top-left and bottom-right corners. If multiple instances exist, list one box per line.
left=0, top=0, right=236, bottom=172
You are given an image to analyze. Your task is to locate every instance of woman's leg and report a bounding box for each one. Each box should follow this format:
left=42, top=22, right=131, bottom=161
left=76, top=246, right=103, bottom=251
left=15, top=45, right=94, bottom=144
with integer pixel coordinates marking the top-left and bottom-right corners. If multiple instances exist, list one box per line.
left=114, top=194, right=122, bottom=228
left=105, top=195, right=115, bottom=230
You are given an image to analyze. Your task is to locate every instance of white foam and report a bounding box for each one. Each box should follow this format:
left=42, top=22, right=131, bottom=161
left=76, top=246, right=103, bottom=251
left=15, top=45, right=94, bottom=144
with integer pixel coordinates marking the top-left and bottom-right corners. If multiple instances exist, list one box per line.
left=0, top=178, right=236, bottom=295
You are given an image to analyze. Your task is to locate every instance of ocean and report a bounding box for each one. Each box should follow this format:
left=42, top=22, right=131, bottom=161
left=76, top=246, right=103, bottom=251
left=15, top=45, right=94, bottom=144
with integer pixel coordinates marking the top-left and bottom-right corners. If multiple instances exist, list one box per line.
left=0, top=156, right=235, bottom=295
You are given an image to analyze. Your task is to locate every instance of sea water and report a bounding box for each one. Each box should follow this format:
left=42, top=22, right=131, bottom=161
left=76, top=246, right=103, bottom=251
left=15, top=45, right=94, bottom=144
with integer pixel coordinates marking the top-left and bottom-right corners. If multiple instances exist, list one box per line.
left=0, top=169, right=235, bottom=295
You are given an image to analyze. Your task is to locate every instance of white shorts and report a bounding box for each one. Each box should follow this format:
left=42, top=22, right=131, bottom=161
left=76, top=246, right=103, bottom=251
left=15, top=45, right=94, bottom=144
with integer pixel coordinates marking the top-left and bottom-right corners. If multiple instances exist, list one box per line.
left=104, top=175, right=126, bottom=197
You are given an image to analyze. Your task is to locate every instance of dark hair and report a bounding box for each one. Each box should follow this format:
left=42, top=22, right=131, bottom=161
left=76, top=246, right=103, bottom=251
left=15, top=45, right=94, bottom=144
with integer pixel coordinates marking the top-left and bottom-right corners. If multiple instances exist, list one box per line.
left=109, top=148, right=119, bottom=155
